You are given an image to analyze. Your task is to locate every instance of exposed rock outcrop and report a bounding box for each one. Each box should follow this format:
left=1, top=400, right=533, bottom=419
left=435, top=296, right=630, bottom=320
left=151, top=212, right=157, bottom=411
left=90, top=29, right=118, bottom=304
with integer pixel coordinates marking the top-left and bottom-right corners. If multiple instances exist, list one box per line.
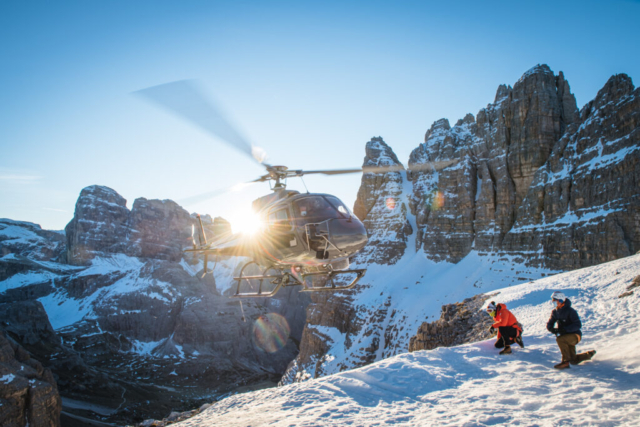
left=65, top=185, right=131, bottom=265
left=0, top=328, right=61, bottom=427
left=408, top=293, right=496, bottom=352
left=64, top=186, right=229, bottom=266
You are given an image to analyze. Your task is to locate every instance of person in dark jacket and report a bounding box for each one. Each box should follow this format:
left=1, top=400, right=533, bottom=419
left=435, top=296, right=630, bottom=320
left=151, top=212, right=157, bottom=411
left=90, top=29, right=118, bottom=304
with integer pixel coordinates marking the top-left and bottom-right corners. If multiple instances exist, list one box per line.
left=547, top=291, right=596, bottom=369
left=486, top=301, right=524, bottom=355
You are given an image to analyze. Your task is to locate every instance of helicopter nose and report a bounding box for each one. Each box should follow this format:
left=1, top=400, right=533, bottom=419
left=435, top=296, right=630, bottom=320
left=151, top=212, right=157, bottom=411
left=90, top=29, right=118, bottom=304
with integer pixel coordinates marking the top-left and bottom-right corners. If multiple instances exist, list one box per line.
left=329, top=218, right=368, bottom=254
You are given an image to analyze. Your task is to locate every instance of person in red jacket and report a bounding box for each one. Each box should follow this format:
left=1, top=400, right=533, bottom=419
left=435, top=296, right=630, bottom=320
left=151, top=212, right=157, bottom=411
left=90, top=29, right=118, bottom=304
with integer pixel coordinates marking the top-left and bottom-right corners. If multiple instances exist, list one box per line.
left=486, top=301, right=524, bottom=355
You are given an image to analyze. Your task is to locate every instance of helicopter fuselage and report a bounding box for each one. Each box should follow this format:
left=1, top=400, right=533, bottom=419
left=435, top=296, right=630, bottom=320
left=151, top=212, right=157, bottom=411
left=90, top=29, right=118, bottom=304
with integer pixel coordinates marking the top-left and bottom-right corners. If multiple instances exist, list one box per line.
left=249, top=190, right=368, bottom=271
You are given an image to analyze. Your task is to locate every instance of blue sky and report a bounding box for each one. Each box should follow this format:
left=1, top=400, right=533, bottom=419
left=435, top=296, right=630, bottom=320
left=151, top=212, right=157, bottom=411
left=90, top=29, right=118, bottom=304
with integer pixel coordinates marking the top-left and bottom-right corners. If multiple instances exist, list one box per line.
left=1, top=0, right=639, bottom=231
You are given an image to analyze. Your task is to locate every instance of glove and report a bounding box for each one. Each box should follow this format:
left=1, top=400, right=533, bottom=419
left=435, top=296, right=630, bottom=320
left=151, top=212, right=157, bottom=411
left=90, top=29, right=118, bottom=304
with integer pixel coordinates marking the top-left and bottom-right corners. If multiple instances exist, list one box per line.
left=550, top=328, right=559, bottom=335
left=558, top=327, right=566, bottom=335
left=489, top=326, right=495, bottom=334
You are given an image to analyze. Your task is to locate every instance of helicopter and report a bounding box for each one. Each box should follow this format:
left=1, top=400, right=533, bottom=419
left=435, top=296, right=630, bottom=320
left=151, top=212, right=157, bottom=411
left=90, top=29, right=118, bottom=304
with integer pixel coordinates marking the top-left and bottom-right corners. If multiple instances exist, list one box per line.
left=135, top=80, right=456, bottom=298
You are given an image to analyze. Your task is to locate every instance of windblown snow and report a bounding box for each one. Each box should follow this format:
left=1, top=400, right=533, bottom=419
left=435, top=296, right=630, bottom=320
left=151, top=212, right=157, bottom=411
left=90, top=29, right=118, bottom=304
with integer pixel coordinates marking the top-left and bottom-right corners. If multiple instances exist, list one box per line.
left=176, top=254, right=640, bottom=427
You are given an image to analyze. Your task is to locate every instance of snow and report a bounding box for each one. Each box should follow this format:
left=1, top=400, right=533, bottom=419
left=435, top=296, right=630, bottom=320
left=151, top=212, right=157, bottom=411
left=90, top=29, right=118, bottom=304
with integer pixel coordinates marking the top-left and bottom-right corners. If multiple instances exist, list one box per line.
left=36, top=254, right=175, bottom=330
left=328, top=250, right=552, bottom=369
left=0, top=374, right=15, bottom=384
left=38, top=286, right=99, bottom=330
left=177, top=254, right=640, bottom=427
left=76, top=253, right=144, bottom=277
left=0, top=220, right=45, bottom=244
left=0, top=271, right=58, bottom=294
left=130, top=339, right=164, bottom=357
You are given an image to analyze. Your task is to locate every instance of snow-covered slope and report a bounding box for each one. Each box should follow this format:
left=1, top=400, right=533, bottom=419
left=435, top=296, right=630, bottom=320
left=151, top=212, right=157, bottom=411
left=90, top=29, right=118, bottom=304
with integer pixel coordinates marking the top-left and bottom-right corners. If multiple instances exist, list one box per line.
left=175, top=254, right=640, bottom=426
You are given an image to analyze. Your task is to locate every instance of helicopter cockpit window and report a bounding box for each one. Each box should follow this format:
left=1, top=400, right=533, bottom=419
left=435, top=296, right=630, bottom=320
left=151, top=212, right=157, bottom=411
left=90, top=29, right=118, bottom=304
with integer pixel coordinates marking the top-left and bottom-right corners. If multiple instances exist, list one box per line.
left=268, top=209, right=291, bottom=231
left=325, top=196, right=351, bottom=217
left=293, top=196, right=342, bottom=224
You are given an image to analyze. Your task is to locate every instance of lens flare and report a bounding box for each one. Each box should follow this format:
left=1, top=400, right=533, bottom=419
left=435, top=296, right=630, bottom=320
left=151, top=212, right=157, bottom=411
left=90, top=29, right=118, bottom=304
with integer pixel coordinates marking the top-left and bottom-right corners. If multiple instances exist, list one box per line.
left=253, top=313, right=290, bottom=353
left=429, top=190, right=444, bottom=211
left=230, top=211, right=263, bottom=235
left=385, top=197, right=397, bottom=210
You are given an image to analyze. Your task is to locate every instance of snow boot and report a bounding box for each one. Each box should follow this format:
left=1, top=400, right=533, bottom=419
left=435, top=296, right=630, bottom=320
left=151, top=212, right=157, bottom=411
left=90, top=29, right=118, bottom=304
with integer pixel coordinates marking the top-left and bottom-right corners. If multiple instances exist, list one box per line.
left=571, top=350, right=597, bottom=365
left=516, top=336, right=525, bottom=348
left=554, top=361, right=570, bottom=369
left=499, top=346, right=512, bottom=355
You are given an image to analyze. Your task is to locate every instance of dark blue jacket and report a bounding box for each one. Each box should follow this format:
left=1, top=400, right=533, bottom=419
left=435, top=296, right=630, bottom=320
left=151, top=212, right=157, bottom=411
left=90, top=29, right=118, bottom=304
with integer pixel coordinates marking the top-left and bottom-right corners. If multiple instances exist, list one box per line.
left=547, top=298, right=582, bottom=337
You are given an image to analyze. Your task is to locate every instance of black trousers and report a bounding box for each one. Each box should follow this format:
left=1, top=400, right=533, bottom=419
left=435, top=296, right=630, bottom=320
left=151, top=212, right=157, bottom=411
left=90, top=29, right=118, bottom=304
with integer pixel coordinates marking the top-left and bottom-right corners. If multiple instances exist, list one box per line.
left=494, top=326, right=519, bottom=348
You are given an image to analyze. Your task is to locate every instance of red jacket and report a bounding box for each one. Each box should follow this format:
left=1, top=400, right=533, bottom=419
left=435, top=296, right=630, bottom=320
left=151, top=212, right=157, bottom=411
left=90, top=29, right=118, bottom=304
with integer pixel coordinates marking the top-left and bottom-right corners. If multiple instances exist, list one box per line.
left=492, top=303, right=522, bottom=338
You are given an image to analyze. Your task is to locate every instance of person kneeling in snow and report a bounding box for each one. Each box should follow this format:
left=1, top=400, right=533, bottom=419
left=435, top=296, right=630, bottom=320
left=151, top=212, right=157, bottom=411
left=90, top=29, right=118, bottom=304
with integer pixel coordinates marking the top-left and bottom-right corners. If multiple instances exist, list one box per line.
left=547, top=291, right=596, bottom=370
left=486, top=301, right=524, bottom=355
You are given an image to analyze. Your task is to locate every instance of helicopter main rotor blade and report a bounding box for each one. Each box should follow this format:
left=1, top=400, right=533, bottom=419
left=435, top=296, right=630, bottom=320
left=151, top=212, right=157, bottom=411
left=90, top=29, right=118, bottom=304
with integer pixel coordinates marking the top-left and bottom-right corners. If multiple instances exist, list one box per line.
left=177, top=181, right=259, bottom=207
left=300, top=159, right=458, bottom=177
left=134, top=80, right=268, bottom=165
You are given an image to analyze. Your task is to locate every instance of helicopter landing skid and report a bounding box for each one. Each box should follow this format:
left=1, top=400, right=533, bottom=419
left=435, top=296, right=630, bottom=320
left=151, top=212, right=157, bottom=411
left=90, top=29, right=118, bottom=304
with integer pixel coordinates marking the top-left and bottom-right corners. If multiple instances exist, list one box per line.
left=231, top=262, right=366, bottom=298
left=299, top=269, right=366, bottom=292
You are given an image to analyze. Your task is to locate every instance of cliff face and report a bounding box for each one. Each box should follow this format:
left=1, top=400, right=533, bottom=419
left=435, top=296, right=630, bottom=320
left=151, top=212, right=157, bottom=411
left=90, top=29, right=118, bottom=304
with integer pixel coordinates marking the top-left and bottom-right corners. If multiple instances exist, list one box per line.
left=502, top=73, right=640, bottom=269
left=281, top=64, right=640, bottom=386
left=1, top=187, right=310, bottom=425
left=408, top=65, right=638, bottom=269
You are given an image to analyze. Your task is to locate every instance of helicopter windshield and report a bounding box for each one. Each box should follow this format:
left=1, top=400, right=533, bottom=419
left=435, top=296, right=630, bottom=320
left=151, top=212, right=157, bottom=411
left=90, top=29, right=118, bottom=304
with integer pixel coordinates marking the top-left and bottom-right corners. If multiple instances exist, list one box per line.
left=324, top=196, right=352, bottom=217
left=293, top=196, right=345, bottom=225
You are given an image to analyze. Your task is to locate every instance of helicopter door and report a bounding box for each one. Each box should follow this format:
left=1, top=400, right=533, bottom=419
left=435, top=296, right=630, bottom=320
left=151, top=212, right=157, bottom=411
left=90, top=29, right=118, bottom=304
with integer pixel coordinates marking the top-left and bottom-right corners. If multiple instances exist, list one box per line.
left=267, top=208, right=298, bottom=257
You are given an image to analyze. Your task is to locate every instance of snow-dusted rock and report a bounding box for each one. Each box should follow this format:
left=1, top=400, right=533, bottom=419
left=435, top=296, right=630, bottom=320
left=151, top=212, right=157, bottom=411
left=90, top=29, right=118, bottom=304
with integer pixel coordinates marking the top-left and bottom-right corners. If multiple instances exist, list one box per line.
left=0, top=218, right=65, bottom=262
left=410, top=64, right=582, bottom=264
left=353, top=137, right=412, bottom=265
left=503, top=73, right=640, bottom=269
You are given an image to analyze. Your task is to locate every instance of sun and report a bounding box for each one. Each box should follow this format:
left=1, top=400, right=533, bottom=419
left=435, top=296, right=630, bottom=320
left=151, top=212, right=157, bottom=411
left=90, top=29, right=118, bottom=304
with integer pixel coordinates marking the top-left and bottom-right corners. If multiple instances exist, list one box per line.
left=229, top=211, right=264, bottom=236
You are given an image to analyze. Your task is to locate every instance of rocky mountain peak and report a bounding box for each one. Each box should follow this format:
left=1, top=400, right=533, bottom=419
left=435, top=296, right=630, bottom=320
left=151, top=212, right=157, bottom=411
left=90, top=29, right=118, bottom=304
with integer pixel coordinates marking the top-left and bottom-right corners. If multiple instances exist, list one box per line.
left=424, top=118, right=451, bottom=142
left=80, top=185, right=127, bottom=207
left=455, top=113, right=475, bottom=127
left=592, top=73, right=635, bottom=110
left=65, top=185, right=131, bottom=265
left=65, top=185, right=226, bottom=265
left=353, top=137, right=412, bottom=265
left=128, top=197, right=193, bottom=261
left=280, top=64, right=640, bottom=393
left=494, top=84, right=511, bottom=103
left=364, top=136, right=401, bottom=166
left=516, top=63, right=554, bottom=84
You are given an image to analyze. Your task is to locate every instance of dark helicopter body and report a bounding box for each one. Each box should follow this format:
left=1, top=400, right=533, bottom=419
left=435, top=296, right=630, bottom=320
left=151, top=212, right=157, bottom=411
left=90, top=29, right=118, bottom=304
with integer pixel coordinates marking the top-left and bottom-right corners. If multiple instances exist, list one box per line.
left=250, top=189, right=368, bottom=269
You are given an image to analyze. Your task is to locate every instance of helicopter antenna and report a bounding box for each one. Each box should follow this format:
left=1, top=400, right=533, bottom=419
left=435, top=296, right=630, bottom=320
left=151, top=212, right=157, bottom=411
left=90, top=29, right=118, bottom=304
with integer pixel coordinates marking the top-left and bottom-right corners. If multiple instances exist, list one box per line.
left=300, top=175, right=310, bottom=194
left=239, top=300, right=246, bottom=322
